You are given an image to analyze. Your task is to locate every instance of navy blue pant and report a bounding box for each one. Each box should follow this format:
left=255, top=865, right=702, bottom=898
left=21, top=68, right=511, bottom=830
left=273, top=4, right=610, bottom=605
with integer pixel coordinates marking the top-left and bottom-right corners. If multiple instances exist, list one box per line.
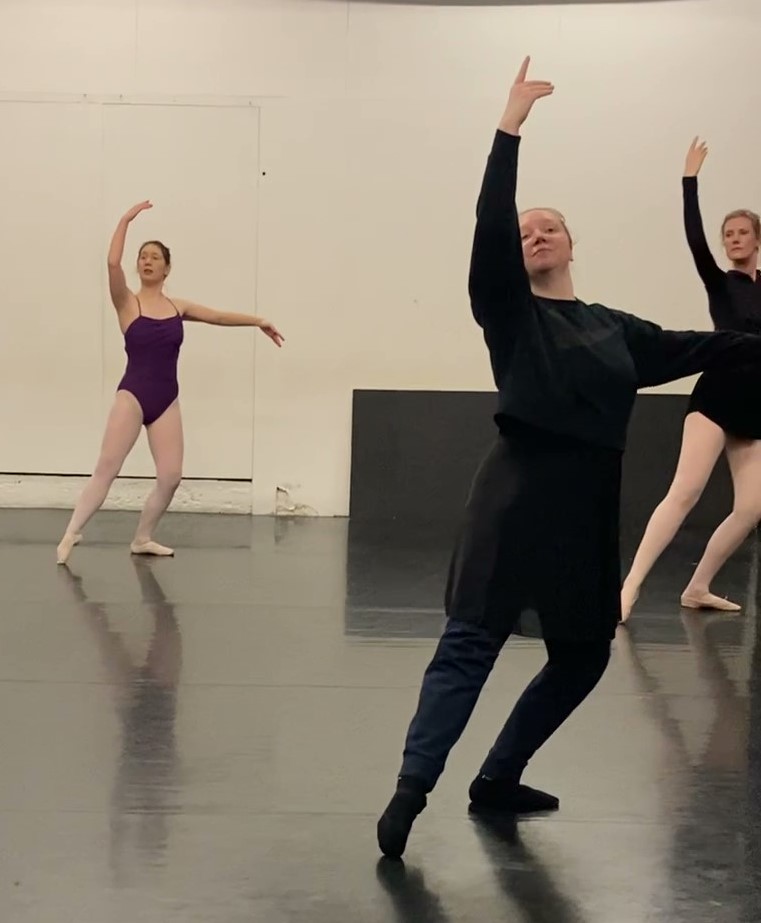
left=400, top=619, right=610, bottom=791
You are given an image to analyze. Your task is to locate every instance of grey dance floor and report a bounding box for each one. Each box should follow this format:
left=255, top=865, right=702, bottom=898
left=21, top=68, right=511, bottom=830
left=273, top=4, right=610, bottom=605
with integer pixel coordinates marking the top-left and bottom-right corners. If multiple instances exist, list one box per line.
left=1, top=509, right=759, bottom=922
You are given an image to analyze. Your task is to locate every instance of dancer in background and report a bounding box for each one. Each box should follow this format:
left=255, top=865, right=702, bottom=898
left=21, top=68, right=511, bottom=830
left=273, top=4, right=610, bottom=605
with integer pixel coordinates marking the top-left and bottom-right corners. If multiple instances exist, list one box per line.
left=621, top=139, right=761, bottom=621
left=56, top=201, right=284, bottom=565
left=376, top=58, right=761, bottom=860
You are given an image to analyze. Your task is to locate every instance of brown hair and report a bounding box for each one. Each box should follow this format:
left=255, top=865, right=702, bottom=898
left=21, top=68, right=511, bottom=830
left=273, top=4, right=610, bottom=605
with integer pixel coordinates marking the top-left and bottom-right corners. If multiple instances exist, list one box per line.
left=721, top=209, right=761, bottom=241
left=138, top=240, right=172, bottom=267
left=519, top=207, right=573, bottom=245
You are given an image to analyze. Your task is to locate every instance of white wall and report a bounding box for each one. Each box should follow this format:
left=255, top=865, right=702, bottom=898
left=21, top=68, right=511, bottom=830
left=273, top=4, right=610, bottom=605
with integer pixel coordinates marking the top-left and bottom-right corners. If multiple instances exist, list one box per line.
left=0, top=0, right=758, bottom=515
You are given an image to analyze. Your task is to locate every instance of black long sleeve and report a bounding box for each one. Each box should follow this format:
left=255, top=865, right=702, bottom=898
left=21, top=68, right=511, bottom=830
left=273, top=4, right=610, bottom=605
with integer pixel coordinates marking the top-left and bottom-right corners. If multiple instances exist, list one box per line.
left=682, top=177, right=725, bottom=298
left=468, top=131, right=532, bottom=336
left=617, top=310, right=761, bottom=389
left=682, top=176, right=761, bottom=335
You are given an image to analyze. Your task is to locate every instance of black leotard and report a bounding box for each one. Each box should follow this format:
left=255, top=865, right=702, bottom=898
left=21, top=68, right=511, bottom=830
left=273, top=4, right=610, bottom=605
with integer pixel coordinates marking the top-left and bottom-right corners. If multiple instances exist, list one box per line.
left=682, top=175, right=761, bottom=438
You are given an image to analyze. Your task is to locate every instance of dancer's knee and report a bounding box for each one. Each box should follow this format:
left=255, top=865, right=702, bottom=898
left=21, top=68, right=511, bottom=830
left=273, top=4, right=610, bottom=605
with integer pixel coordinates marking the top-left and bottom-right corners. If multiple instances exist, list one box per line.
left=546, top=638, right=610, bottom=688
left=93, top=454, right=122, bottom=484
left=729, top=503, right=761, bottom=531
left=156, top=468, right=182, bottom=496
left=664, top=478, right=704, bottom=513
left=427, top=620, right=503, bottom=686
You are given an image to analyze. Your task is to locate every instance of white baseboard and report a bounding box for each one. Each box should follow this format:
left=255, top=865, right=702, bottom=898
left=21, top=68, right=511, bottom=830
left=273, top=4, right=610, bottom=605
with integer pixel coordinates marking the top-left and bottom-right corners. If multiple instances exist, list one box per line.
left=0, top=475, right=255, bottom=514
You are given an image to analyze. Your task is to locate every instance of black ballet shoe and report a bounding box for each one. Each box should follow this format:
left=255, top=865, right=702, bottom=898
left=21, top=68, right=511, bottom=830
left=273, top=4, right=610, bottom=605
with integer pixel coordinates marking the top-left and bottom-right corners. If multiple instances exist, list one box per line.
left=468, top=774, right=559, bottom=814
left=377, top=781, right=427, bottom=860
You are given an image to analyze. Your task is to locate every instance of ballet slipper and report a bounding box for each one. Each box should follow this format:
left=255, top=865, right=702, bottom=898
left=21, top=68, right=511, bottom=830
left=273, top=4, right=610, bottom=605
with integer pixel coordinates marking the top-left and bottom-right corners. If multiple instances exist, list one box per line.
left=680, top=592, right=741, bottom=612
left=56, top=532, right=82, bottom=565
left=130, top=540, right=174, bottom=557
left=619, top=584, right=640, bottom=624
left=377, top=786, right=427, bottom=859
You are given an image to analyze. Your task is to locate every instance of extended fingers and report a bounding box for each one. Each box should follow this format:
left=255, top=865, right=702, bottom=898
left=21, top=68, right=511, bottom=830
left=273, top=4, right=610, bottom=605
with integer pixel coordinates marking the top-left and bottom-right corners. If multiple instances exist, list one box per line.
left=514, top=55, right=531, bottom=83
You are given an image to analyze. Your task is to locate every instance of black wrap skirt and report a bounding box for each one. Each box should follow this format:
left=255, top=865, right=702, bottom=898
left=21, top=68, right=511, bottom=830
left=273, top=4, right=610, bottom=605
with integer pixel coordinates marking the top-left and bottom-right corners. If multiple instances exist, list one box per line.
left=445, top=418, right=623, bottom=641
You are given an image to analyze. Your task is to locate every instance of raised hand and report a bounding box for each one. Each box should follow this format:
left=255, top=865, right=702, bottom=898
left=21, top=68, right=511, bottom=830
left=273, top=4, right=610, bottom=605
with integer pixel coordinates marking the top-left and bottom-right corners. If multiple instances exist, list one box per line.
left=684, top=137, right=708, bottom=177
left=258, top=319, right=285, bottom=347
left=123, top=200, right=153, bottom=222
left=498, top=56, right=554, bottom=136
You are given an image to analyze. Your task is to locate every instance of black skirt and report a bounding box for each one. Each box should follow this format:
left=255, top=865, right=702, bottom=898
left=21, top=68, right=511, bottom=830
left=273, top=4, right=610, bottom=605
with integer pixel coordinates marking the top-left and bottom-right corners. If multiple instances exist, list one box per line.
left=445, top=418, right=623, bottom=642
left=688, top=369, right=761, bottom=440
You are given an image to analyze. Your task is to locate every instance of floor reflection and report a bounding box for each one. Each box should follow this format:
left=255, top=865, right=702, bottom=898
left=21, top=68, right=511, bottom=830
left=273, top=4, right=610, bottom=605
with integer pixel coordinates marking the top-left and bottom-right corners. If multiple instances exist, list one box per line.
left=59, top=559, right=182, bottom=884
left=0, top=511, right=758, bottom=921
left=747, top=582, right=761, bottom=922
left=376, top=859, right=451, bottom=923
left=471, top=814, right=589, bottom=923
left=618, top=601, right=751, bottom=920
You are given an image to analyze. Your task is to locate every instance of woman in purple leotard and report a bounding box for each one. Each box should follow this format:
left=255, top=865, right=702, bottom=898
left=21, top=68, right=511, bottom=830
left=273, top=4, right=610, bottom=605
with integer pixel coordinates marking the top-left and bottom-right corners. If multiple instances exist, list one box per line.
left=56, top=201, right=284, bottom=565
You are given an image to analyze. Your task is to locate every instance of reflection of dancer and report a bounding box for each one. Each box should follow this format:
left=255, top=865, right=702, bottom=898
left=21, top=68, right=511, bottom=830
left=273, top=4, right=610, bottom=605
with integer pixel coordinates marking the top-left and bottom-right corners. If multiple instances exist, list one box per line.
left=746, top=595, right=761, bottom=922
left=618, top=614, right=748, bottom=775
left=617, top=614, right=749, bottom=919
left=622, top=139, right=761, bottom=620
left=377, top=57, right=761, bottom=861
left=376, top=860, right=450, bottom=923
left=57, top=201, right=284, bottom=565
left=470, top=815, right=588, bottom=923
left=377, top=819, right=585, bottom=923
left=60, top=559, right=182, bottom=880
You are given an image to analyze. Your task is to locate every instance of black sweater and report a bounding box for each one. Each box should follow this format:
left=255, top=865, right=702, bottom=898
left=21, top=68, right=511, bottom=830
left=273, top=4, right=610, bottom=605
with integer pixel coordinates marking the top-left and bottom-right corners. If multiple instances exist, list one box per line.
left=682, top=175, right=761, bottom=333
left=469, top=131, right=761, bottom=450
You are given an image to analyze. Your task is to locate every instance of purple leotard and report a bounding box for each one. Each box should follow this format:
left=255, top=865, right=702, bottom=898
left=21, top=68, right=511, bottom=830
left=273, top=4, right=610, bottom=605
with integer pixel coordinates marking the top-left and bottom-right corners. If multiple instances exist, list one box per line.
left=117, top=297, right=184, bottom=425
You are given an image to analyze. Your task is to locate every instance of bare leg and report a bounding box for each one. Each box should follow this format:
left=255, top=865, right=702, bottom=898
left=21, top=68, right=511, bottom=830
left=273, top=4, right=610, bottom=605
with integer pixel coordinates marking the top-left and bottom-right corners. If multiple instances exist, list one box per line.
left=620, top=413, right=725, bottom=622
left=131, top=400, right=183, bottom=556
left=57, top=392, right=143, bottom=564
left=681, top=437, right=761, bottom=611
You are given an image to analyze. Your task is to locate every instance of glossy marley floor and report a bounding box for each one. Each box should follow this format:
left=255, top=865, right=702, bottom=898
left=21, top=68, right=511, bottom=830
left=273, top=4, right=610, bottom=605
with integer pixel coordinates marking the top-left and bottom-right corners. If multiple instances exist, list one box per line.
left=1, top=509, right=759, bottom=922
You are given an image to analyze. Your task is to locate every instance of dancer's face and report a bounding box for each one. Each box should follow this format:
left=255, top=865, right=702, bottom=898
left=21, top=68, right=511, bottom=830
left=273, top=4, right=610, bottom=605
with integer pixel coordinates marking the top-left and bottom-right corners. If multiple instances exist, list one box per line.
left=137, top=244, right=170, bottom=283
left=722, top=216, right=759, bottom=265
left=519, top=209, right=573, bottom=277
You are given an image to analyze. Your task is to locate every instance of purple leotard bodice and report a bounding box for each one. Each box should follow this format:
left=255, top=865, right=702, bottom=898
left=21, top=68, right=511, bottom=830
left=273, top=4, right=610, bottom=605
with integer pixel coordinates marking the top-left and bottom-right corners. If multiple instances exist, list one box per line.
left=117, top=301, right=184, bottom=426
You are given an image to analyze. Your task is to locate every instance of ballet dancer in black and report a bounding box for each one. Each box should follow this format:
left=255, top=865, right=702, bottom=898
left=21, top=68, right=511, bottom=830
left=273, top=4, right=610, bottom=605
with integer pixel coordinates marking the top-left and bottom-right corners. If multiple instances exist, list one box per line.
left=376, top=57, right=761, bottom=860
left=622, top=138, right=761, bottom=620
